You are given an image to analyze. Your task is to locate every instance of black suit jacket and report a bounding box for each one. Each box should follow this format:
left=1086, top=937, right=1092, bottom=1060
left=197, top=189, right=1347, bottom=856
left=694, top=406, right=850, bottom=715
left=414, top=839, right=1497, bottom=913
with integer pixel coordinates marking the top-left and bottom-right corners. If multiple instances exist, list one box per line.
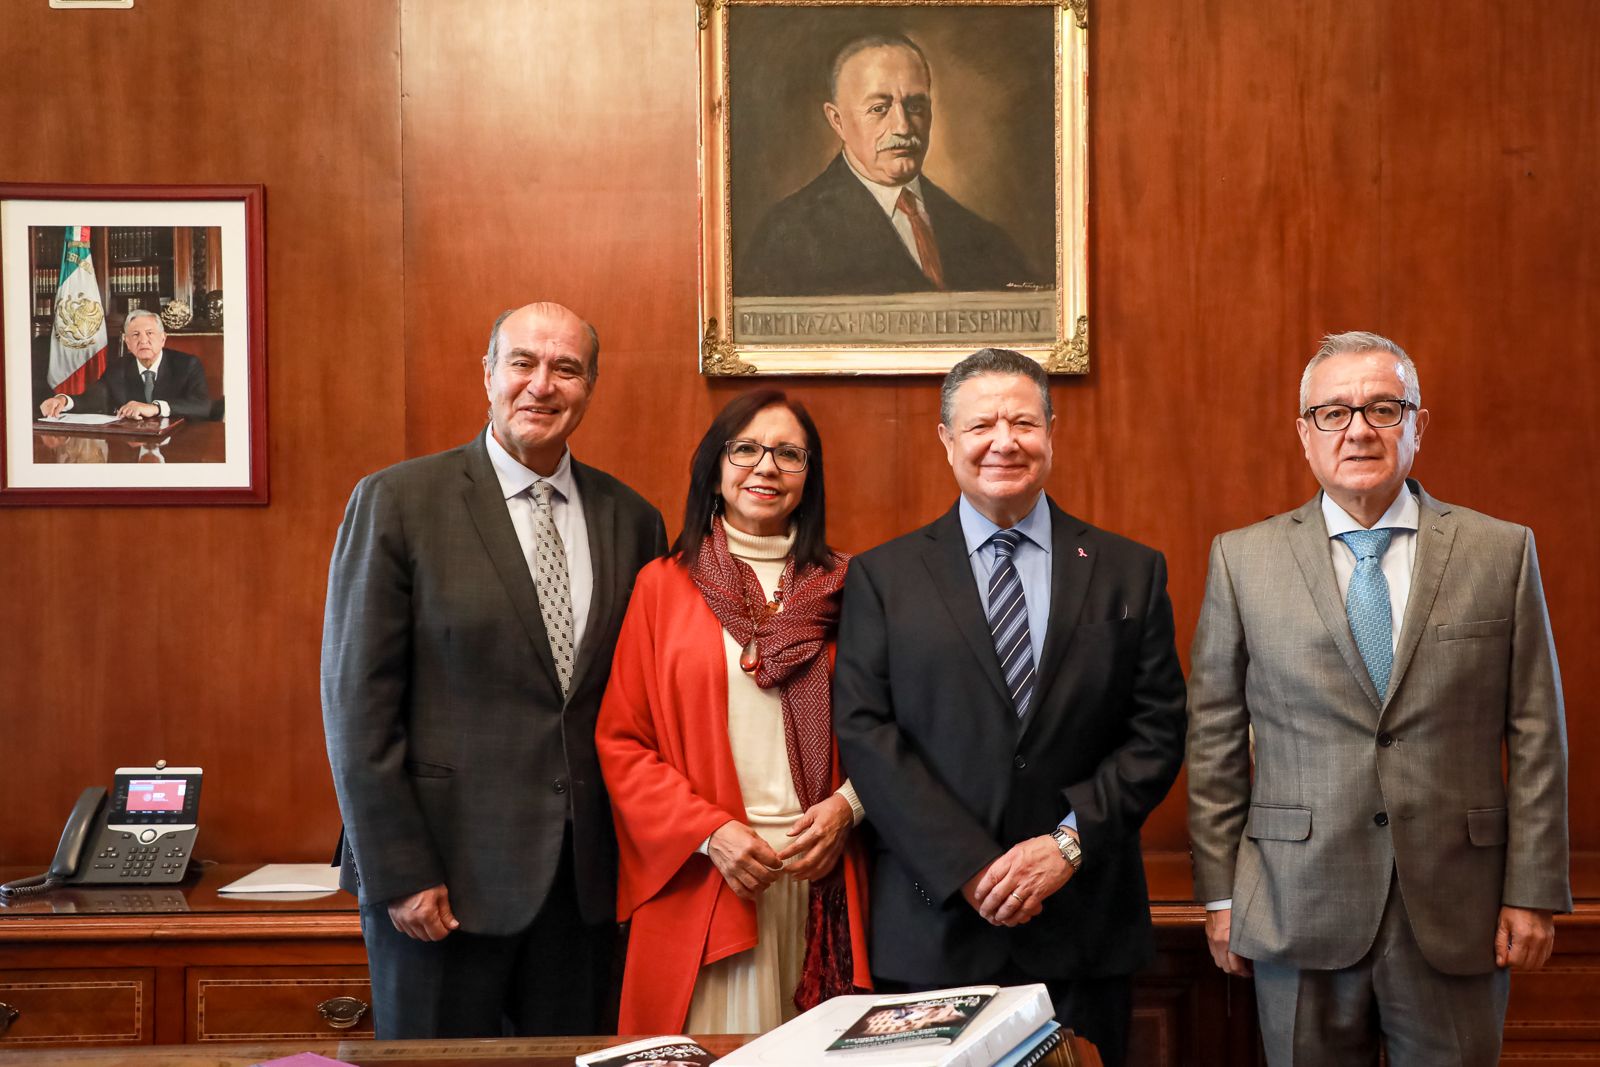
left=736, top=154, right=1043, bottom=297
left=834, top=499, right=1187, bottom=981
left=72, top=350, right=212, bottom=419
left=320, top=432, right=667, bottom=934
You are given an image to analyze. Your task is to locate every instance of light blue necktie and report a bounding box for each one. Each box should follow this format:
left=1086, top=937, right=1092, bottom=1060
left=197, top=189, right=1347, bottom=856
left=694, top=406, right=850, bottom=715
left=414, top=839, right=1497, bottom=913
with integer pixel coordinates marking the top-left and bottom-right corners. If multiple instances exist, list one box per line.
left=1337, top=528, right=1395, bottom=697
left=987, top=529, right=1036, bottom=718
left=141, top=370, right=156, bottom=403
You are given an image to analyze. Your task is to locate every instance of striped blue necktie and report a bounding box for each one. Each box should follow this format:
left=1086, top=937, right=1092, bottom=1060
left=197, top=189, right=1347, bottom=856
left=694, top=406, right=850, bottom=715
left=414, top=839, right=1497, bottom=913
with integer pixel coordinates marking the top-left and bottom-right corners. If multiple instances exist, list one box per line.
left=1336, top=528, right=1395, bottom=697
left=987, top=529, right=1036, bottom=718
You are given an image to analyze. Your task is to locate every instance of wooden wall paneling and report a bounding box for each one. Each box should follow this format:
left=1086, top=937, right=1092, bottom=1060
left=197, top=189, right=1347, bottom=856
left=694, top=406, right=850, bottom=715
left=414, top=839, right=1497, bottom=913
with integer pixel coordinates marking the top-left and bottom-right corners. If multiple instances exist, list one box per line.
left=0, top=0, right=404, bottom=867
left=1377, top=0, right=1600, bottom=871
left=399, top=0, right=706, bottom=513
left=1091, top=0, right=1385, bottom=859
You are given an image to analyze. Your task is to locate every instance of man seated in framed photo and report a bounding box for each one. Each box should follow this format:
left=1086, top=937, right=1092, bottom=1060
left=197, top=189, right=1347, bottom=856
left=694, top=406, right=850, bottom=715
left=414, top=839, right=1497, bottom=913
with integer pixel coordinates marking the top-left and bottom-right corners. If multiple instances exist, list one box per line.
left=39, top=309, right=211, bottom=421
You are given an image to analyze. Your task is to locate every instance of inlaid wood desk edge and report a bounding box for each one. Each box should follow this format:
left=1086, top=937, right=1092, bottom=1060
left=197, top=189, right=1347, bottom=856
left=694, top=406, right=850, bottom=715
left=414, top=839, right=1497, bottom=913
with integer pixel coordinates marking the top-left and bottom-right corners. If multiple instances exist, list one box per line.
left=0, top=1033, right=1097, bottom=1065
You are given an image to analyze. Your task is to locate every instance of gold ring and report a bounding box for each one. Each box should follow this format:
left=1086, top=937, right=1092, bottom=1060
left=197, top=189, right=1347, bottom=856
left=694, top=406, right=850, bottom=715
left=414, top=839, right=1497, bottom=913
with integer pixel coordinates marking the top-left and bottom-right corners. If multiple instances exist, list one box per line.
left=1009, top=891, right=1023, bottom=903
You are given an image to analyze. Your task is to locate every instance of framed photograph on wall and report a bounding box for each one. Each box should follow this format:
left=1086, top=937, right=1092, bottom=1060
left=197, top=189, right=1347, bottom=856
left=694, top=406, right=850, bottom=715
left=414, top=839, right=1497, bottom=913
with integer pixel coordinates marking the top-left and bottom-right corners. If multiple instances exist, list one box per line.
left=698, top=0, right=1088, bottom=376
left=0, top=183, right=266, bottom=505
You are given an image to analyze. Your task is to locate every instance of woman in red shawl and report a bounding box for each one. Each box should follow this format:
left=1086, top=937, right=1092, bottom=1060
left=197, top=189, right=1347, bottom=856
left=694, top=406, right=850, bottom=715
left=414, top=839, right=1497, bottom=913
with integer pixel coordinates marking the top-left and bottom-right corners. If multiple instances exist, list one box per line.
left=597, top=389, right=870, bottom=1033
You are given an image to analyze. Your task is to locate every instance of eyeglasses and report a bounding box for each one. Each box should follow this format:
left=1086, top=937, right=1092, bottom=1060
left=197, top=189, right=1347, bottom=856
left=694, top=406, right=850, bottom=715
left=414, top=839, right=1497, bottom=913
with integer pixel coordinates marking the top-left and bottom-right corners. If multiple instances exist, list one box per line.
left=1303, top=398, right=1416, bottom=432
left=724, top=439, right=809, bottom=473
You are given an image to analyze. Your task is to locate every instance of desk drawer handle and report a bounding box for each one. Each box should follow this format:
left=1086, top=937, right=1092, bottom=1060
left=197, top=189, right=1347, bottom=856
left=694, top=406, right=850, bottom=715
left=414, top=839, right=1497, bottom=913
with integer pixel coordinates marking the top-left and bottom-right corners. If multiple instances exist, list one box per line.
left=0, top=1002, right=18, bottom=1037
left=317, top=996, right=368, bottom=1030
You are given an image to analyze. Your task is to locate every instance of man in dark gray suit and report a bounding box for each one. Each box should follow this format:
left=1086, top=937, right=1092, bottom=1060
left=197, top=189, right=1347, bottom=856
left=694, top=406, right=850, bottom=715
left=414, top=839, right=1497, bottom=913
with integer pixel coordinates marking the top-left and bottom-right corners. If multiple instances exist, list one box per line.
left=321, top=302, right=666, bottom=1038
left=1187, top=331, right=1569, bottom=1065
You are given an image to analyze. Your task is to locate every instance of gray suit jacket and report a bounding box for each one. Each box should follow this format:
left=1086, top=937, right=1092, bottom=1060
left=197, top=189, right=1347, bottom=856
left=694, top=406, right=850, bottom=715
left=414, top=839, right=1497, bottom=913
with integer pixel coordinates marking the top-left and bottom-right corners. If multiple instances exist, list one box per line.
left=1186, top=481, right=1569, bottom=975
left=321, top=431, right=666, bottom=935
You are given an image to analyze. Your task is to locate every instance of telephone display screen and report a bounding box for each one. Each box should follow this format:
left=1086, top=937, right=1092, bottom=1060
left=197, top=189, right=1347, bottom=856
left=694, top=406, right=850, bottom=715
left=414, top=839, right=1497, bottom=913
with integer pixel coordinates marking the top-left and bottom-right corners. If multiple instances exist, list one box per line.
left=126, top=780, right=187, bottom=812
left=110, top=771, right=202, bottom=825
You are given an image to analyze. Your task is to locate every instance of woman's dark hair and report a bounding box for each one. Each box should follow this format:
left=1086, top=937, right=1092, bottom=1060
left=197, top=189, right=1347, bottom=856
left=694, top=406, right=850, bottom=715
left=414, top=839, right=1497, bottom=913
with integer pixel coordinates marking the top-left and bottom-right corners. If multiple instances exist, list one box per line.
left=671, top=389, right=834, bottom=571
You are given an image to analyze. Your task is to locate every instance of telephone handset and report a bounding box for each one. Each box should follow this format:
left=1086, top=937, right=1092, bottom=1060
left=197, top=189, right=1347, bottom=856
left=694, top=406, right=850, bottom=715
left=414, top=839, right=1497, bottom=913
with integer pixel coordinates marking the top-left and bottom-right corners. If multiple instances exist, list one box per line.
left=0, top=764, right=202, bottom=901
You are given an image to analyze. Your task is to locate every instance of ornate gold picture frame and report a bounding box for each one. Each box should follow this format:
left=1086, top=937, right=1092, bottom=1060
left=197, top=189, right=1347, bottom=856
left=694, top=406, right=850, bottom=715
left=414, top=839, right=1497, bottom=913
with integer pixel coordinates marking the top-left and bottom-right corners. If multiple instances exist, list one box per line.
left=699, top=0, right=1088, bottom=376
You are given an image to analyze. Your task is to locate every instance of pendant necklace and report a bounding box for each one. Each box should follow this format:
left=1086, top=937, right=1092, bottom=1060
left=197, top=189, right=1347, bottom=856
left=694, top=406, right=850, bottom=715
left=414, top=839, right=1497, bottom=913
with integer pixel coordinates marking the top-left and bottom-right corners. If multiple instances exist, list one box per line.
left=739, top=576, right=785, bottom=674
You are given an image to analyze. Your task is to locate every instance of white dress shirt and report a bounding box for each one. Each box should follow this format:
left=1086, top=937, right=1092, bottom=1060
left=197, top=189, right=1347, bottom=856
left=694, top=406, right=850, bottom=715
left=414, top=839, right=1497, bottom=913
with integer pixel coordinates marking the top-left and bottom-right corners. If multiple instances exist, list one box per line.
left=840, top=152, right=932, bottom=270
left=484, top=431, right=594, bottom=654
left=1206, top=486, right=1419, bottom=912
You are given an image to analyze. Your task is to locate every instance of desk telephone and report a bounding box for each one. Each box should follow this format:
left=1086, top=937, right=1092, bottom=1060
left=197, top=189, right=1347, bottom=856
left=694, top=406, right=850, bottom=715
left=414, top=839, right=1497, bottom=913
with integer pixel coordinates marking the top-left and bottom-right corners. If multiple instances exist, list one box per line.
left=0, top=763, right=202, bottom=901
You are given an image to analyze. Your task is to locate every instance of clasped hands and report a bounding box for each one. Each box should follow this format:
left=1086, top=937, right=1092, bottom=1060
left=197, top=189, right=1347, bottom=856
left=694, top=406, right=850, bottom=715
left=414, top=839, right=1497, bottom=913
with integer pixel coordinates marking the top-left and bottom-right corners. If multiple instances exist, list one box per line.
left=708, top=793, right=854, bottom=900
left=961, top=832, right=1076, bottom=928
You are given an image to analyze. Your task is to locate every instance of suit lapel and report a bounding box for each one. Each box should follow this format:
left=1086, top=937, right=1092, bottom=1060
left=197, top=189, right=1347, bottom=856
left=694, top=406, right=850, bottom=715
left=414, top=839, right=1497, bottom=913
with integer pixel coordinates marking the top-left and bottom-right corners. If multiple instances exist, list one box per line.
left=460, top=432, right=562, bottom=693
left=1288, top=494, right=1383, bottom=710
left=1029, top=501, right=1094, bottom=719
left=921, top=505, right=1012, bottom=709
left=1385, top=483, right=1455, bottom=710
left=568, top=459, right=616, bottom=694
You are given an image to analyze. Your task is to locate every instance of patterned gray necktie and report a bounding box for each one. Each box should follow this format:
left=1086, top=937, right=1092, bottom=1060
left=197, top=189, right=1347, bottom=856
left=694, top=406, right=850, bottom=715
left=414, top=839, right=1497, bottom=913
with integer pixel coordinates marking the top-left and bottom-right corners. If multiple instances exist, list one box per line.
left=987, top=529, right=1036, bottom=718
left=141, top=370, right=156, bottom=403
left=1336, top=528, right=1395, bottom=697
left=528, top=481, right=575, bottom=697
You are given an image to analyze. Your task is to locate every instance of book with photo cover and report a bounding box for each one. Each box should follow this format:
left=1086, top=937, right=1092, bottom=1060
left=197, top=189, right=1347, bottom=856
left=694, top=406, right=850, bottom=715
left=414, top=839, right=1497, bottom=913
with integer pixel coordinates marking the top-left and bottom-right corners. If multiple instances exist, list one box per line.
left=716, top=983, right=1053, bottom=1067
left=574, top=1035, right=717, bottom=1067
left=826, top=986, right=998, bottom=1052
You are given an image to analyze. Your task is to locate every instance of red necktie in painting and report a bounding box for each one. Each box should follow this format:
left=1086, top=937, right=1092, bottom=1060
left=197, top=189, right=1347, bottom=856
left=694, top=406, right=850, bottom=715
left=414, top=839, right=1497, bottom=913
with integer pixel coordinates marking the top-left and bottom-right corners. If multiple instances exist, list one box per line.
left=896, top=188, right=947, bottom=290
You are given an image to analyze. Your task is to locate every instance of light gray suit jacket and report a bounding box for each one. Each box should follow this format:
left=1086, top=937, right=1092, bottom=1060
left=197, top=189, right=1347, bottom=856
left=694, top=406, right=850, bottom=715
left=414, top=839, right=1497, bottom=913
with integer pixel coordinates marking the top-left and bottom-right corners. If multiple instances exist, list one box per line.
left=1186, top=481, right=1569, bottom=975
left=320, top=431, right=666, bottom=934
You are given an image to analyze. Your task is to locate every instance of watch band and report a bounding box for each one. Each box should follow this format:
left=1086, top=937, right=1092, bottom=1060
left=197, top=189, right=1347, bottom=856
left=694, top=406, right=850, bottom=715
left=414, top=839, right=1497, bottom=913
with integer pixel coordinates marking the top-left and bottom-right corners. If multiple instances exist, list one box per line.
left=1051, top=827, right=1083, bottom=870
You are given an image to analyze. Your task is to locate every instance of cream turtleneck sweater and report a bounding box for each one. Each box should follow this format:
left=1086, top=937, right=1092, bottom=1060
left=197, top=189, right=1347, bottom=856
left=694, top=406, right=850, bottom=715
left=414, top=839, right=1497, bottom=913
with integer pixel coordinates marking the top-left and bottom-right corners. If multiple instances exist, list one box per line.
left=709, top=522, right=861, bottom=841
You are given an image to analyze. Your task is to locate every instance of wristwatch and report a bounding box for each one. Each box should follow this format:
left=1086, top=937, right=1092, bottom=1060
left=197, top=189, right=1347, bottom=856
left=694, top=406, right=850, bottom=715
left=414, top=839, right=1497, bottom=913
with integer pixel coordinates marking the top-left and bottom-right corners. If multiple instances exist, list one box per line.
left=1050, top=827, right=1083, bottom=871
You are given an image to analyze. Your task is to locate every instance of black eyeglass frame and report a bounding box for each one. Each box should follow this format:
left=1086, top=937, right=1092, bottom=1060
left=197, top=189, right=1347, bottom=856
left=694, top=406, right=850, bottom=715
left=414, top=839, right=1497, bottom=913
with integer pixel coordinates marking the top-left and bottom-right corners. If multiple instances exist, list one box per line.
left=1302, top=398, right=1418, bottom=432
left=723, top=439, right=810, bottom=473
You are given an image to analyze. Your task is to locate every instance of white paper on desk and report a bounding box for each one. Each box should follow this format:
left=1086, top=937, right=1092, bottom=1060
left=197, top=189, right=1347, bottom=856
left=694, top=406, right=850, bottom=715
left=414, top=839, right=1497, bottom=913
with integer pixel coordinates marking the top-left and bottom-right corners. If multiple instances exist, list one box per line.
left=218, top=863, right=343, bottom=894
left=38, top=413, right=120, bottom=425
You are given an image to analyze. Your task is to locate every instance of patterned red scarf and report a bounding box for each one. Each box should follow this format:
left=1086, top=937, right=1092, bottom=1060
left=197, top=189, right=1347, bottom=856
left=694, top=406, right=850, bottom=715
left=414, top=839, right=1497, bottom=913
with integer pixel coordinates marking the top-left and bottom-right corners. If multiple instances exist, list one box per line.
left=688, top=515, right=856, bottom=1009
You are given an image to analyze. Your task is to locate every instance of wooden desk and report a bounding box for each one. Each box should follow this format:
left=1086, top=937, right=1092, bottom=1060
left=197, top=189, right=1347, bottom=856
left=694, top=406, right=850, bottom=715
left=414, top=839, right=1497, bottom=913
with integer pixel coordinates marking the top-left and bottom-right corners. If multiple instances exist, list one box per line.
left=0, top=864, right=367, bottom=1047
left=7, top=863, right=1596, bottom=1062
left=0, top=1032, right=1102, bottom=1065
left=32, top=420, right=226, bottom=464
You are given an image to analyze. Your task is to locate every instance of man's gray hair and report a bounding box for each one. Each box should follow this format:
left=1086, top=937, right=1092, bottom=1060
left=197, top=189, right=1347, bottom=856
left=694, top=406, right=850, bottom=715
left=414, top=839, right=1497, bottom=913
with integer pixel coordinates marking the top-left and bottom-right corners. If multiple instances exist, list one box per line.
left=940, top=348, right=1053, bottom=427
left=1299, top=331, right=1420, bottom=412
left=124, top=308, right=162, bottom=331
left=828, top=33, right=930, bottom=102
left=484, top=307, right=601, bottom=383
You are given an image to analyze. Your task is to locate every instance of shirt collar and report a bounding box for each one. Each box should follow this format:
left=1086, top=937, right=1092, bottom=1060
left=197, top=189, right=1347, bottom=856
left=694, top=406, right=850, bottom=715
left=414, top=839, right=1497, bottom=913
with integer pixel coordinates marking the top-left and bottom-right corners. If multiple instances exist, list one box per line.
left=1321, top=486, right=1419, bottom=539
left=484, top=429, right=575, bottom=503
left=958, top=492, right=1051, bottom=558
left=841, top=151, right=926, bottom=220
left=135, top=352, right=163, bottom=378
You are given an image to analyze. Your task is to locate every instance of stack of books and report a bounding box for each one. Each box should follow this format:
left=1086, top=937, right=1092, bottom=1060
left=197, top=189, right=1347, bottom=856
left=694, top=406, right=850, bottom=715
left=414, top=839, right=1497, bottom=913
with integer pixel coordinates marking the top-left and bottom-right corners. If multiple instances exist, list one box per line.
left=710, top=984, right=1062, bottom=1067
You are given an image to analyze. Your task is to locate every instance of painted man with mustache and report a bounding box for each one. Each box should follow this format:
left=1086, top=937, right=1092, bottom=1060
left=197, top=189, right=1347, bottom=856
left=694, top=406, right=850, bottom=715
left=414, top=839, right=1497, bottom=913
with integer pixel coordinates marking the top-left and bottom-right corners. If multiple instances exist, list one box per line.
left=736, top=34, right=1041, bottom=298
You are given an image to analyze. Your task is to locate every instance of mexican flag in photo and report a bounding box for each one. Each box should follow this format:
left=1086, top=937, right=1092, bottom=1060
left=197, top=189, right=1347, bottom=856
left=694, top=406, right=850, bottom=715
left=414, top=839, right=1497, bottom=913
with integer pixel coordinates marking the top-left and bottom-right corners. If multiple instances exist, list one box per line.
left=47, top=225, right=108, bottom=392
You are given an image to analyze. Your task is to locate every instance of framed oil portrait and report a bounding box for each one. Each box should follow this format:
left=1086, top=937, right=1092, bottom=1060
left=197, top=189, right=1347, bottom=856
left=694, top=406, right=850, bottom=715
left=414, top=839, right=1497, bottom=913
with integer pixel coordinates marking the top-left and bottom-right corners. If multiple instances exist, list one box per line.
left=699, top=0, right=1088, bottom=376
left=0, top=183, right=267, bottom=505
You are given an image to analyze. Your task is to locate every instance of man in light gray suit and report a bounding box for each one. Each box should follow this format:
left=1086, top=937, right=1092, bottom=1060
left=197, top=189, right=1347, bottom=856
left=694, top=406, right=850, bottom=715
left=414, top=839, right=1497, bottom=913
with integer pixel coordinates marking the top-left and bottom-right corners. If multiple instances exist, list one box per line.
left=1186, top=331, right=1569, bottom=1065
left=322, top=302, right=666, bottom=1038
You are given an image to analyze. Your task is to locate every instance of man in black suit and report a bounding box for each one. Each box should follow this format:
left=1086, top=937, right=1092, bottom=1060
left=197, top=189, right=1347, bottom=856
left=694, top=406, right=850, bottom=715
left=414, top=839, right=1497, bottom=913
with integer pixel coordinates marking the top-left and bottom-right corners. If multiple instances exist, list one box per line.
left=321, top=302, right=666, bottom=1038
left=736, top=34, right=1042, bottom=297
left=833, top=349, right=1186, bottom=1067
left=38, top=309, right=211, bottom=421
